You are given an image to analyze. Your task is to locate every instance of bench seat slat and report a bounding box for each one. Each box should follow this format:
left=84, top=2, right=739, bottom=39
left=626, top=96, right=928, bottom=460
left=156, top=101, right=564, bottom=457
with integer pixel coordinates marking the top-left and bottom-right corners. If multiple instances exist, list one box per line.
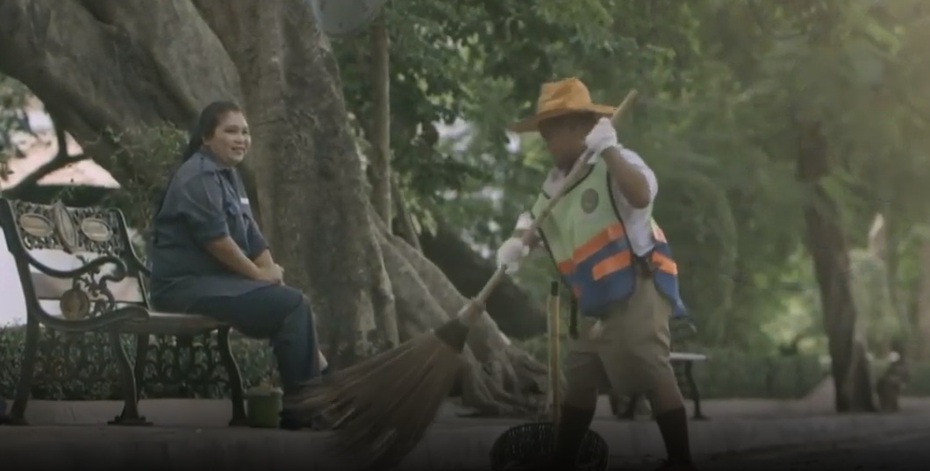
left=670, top=352, right=708, bottom=362
left=47, top=311, right=226, bottom=336
left=120, top=312, right=227, bottom=336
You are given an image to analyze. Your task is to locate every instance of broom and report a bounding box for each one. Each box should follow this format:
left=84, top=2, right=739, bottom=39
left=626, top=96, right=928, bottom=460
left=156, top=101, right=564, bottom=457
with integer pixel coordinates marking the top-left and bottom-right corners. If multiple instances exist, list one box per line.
left=295, top=89, right=639, bottom=471
left=489, top=281, right=609, bottom=471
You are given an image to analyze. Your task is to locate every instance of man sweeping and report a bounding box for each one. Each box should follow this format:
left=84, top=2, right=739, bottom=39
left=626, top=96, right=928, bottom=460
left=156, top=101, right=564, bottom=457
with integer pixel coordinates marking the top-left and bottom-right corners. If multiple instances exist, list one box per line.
left=497, top=77, right=695, bottom=471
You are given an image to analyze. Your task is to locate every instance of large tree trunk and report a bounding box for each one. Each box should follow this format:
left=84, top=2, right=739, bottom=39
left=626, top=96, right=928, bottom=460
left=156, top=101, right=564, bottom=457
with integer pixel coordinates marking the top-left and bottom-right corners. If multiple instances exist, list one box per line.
left=796, top=123, right=876, bottom=413
left=390, top=177, right=422, bottom=251
left=0, top=0, right=545, bottom=416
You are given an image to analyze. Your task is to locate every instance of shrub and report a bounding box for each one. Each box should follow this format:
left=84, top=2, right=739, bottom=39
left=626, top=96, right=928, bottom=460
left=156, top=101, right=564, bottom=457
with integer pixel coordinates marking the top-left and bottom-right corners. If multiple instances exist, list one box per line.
left=0, top=325, right=276, bottom=400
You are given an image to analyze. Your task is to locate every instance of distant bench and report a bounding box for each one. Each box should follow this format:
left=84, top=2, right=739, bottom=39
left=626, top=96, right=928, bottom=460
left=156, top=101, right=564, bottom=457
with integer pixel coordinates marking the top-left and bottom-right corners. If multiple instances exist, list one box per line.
left=0, top=198, right=247, bottom=426
left=608, top=351, right=709, bottom=420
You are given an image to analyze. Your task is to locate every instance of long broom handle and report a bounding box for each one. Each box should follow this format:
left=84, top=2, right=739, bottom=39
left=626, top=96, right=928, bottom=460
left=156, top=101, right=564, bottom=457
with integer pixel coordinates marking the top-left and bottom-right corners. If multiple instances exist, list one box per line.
left=456, top=89, right=640, bottom=324
left=548, top=281, right=562, bottom=425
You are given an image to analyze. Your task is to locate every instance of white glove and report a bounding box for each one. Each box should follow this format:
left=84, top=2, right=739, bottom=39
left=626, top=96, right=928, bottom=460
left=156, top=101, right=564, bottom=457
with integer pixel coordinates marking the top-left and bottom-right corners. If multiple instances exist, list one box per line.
left=585, top=117, right=619, bottom=164
left=514, top=211, right=533, bottom=231
left=496, top=237, right=530, bottom=274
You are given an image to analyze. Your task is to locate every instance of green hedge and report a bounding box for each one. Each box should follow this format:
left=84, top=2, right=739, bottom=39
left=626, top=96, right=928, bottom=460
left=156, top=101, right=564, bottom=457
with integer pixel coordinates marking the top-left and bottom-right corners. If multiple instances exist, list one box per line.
left=0, top=325, right=276, bottom=400
left=3, top=324, right=926, bottom=401
left=691, top=349, right=825, bottom=399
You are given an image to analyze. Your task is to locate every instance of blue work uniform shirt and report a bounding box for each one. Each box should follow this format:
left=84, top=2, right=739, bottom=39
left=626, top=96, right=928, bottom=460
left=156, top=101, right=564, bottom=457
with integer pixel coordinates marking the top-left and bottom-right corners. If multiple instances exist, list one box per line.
left=148, top=149, right=273, bottom=313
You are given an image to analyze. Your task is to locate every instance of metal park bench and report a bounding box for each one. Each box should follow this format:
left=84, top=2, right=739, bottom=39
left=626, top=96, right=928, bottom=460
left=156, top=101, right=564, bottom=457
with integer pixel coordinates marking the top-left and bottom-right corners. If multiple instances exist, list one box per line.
left=0, top=198, right=248, bottom=427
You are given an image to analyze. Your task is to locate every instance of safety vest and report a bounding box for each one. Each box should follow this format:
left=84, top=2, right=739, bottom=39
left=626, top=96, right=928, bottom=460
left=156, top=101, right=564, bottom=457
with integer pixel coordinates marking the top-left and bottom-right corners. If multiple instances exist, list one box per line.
left=530, top=158, right=687, bottom=319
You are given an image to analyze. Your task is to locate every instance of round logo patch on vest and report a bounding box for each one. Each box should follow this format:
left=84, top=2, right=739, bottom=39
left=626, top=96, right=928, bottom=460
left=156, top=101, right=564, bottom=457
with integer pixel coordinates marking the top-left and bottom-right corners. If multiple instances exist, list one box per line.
left=580, top=188, right=599, bottom=214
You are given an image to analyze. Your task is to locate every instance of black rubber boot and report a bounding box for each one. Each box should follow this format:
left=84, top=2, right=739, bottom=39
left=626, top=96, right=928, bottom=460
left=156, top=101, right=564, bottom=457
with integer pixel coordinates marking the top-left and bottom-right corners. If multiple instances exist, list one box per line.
left=279, top=404, right=335, bottom=431
left=279, top=374, right=336, bottom=431
left=653, top=407, right=695, bottom=470
left=551, top=404, right=598, bottom=468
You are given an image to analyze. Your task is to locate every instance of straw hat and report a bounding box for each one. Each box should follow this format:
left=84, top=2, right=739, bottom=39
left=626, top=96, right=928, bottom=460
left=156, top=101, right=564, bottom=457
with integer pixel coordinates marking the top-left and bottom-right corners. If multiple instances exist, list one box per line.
left=508, top=78, right=615, bottom=133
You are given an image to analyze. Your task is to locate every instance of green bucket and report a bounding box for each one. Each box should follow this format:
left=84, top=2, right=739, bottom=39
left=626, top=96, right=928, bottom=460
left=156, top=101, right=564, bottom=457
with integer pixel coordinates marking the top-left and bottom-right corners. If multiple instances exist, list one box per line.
left=244, top=385, right=284, bottom=428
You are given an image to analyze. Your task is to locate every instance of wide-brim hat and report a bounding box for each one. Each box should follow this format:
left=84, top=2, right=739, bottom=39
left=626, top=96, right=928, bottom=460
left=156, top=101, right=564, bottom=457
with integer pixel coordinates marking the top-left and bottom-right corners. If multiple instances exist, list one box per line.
left=508, top=77, right=615, bottom=133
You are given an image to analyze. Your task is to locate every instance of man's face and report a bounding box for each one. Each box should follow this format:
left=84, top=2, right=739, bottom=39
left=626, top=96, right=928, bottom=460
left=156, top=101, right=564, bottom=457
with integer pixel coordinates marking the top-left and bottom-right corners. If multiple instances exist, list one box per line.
left=538, top=113, right=595, bottom=170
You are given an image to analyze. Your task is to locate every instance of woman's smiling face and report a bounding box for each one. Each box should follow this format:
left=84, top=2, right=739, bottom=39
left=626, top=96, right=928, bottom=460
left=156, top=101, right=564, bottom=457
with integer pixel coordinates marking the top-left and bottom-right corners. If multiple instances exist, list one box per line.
left=204, top=111, right=251, bottom=166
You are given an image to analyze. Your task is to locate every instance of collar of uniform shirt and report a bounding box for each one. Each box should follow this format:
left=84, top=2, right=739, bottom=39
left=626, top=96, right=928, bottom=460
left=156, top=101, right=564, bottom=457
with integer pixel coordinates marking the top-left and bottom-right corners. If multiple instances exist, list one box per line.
left=197, top=148, right=236, bottom=176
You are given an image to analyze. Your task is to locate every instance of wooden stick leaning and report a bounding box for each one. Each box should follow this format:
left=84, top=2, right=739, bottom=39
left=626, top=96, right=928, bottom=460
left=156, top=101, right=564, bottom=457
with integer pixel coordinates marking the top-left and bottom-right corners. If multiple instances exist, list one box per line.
left=547, top=281, right=562, bottom=425
left=295, top=89, right=639, bottom=471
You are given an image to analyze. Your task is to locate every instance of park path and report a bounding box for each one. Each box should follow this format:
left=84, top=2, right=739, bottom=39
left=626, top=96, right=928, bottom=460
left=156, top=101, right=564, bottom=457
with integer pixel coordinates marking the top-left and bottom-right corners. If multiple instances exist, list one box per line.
left=3, top=385, right=930, bottom=470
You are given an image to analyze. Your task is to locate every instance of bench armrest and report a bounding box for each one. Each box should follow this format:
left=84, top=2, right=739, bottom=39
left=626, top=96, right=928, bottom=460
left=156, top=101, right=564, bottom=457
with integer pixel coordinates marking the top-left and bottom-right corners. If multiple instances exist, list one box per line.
left=124, top=252, right=151, bottom=278
left=26, top=252, right=129, bottom=282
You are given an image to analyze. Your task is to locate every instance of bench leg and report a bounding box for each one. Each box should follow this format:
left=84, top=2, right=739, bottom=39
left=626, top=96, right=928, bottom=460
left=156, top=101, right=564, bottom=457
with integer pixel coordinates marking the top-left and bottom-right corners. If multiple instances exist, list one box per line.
left=133, top=334, right=150, bottom=402
left=108, top=331, right=151, bottom=426
left=684, top=362, right=708, bottom=420
left=217, top=327, right=247, bottom=427
left=8, top=318, right=41, bottom=426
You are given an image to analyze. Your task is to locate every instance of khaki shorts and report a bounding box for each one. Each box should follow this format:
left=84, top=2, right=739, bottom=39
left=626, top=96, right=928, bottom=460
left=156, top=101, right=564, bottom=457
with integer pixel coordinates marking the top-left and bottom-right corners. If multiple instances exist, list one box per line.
left=563, top=271, right=676, bottom=407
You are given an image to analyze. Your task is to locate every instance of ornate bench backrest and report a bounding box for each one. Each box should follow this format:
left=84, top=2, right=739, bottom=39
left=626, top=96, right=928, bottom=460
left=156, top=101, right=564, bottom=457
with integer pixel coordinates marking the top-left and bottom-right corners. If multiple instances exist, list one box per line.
left=0, top=199, right=148, bottom=322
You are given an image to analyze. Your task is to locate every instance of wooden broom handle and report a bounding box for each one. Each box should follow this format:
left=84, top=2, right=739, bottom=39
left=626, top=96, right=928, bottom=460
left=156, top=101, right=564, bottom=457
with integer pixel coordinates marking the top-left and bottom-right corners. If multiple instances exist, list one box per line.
left=457, top=90, right=639, bottom=323
left=548, top=281, right=562, bottom=424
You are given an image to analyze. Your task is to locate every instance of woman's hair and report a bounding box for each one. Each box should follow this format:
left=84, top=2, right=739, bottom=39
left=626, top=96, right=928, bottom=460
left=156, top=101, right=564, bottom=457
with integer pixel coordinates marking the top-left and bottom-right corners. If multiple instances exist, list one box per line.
left=180, top=100, right=243, bottom=162
left=150, top=100, right=244, bottom=230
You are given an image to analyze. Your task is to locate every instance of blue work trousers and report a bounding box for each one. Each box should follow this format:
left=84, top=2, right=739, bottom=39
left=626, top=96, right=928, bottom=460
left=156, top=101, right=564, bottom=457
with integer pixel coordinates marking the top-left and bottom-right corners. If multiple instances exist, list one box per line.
left=188, top=284, right=321, bottom=395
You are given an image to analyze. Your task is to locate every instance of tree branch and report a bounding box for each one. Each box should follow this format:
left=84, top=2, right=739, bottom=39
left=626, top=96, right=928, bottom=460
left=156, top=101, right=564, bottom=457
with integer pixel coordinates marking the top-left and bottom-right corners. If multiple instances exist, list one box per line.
left=2, top=154, right=92, bottom=198
left=367, top=13, right=392, bottom=224
left=3, top=112, right=90, bottom=197
left=0, top=0, right=240, bottom=161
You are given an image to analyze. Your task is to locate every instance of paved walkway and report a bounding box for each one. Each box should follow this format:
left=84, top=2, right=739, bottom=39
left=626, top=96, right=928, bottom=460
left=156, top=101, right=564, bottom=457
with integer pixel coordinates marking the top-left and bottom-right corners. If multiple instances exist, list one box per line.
left=2, top=389, right=930, bottom=470
left=691, top=430, right=930, bottom=471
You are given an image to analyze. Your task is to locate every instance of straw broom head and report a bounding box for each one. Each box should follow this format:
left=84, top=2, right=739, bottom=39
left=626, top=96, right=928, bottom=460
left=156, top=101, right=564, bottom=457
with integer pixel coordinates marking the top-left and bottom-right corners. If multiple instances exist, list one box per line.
left=294, top=318, right=471, bottom=470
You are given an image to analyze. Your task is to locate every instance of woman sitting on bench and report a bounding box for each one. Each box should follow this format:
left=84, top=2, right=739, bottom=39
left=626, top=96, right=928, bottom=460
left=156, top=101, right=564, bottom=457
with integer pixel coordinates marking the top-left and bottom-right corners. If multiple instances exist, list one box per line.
left=147, top=100, right=329, bottom=430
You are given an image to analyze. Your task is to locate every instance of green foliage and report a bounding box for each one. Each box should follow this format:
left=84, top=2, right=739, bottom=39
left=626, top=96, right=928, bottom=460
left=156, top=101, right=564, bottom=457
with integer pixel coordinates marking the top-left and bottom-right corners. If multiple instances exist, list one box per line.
left=0, top=74, right=30, bottom=165
left=96, top=124, right=188, bottom=257
left=334, top=0, right=635, bottom=205
left=651, top=172, right=737, bottom=343
left=356, top=0, right=930, bottom=353
left=693, top=349, right=826, bottom=400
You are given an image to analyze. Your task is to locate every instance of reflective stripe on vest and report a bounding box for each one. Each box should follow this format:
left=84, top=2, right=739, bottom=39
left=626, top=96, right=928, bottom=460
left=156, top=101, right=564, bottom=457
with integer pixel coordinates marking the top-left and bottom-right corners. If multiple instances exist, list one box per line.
left=556, top=223, right=682, bottom=315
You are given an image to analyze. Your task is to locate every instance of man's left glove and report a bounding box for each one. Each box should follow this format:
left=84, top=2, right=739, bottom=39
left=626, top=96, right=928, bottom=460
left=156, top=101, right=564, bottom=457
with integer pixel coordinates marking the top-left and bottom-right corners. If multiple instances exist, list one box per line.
left=496, top=238, right=530, bottom=275
left=585, top=117, right=620, bottom=164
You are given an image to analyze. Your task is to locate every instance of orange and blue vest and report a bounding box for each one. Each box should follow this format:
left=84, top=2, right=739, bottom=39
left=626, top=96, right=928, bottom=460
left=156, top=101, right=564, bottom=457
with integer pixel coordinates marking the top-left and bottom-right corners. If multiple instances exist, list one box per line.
left=530, top=158, right=687, bottom=319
